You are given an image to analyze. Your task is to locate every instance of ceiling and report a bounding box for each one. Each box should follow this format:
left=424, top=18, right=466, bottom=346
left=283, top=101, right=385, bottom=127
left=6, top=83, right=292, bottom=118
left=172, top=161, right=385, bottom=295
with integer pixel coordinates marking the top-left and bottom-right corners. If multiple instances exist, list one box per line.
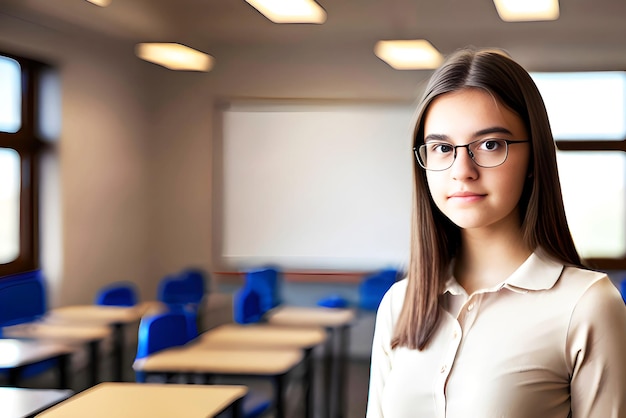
left=1, top=0, right=626, bottom=73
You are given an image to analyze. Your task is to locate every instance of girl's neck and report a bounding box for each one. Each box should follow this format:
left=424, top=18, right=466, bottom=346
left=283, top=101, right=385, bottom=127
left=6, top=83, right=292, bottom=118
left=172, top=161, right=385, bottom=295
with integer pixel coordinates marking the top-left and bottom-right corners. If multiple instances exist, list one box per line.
left=454, top=225, right=532, bottom=296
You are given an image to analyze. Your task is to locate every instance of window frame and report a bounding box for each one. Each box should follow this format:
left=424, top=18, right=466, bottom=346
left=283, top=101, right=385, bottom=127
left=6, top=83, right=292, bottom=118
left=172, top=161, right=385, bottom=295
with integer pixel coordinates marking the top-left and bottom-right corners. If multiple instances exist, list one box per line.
left=0, top=51, right=51, bottom=276
left=556, top=139, right=626, bottom=270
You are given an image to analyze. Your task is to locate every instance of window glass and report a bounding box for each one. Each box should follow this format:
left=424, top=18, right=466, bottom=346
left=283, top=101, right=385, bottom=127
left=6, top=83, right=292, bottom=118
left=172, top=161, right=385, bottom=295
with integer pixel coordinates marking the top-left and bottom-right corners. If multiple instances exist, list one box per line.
left=38, top=68, right=61, bottom=142
left=0, top=148, right=20, bottom=263
left=532, top=72, right=626, bottom=140
left=557, top=151, right=626, bottom=259
left=0, top=56, right=22, bottom=134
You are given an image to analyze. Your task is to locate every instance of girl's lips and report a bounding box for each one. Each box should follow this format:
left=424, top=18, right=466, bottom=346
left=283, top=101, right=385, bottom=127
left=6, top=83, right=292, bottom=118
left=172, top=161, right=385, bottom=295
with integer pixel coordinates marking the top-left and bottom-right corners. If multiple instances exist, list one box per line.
left=448, top=192, right=486, bottom=202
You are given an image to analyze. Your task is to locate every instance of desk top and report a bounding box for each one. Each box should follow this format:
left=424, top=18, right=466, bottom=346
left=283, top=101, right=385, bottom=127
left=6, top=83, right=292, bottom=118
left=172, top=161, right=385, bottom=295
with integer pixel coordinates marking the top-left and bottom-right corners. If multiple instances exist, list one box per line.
left=35, top=382, right=248, bottom=418
left=198, top=323, right=327, bottom=349
left=0, top=339, right=73, bottom=368
left=0, top=387, right=73, bottom=418
left=3, top=322, right=112, bottom=343
left=45, top=304, right=146, bottom=325
left=133, top=345, right=303, bottom=376
left=265, top=306, right=355, bottom=327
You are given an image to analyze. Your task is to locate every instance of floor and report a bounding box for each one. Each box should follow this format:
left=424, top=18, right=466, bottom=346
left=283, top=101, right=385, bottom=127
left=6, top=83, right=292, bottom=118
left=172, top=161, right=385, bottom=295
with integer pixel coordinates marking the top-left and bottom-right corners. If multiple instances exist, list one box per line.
left=4, top=334, right=371, bottom=418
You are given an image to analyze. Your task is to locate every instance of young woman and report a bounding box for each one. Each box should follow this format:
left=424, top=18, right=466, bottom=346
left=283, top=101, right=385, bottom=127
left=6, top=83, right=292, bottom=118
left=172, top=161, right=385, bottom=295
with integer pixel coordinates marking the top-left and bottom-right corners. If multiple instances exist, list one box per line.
left=367, top=47, right=626, bottom=417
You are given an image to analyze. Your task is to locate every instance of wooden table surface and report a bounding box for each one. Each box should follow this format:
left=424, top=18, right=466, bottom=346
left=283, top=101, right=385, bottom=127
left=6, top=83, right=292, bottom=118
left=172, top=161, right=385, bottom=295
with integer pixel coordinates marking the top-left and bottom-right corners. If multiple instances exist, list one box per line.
left=0, top=387, right=73, bottom=418
left=197, top=323, right=327, bottom=349
left=133, top=344, right=303, bottom=375
left=35, top=382, right=248, bottom=418
left=265, top=306, right=355, bottom=327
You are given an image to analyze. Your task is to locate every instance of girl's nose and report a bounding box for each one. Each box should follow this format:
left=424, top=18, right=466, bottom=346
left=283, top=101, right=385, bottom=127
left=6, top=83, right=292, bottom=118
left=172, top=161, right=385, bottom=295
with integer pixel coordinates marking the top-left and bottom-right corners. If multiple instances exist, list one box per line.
left=450, top=147, right=478, bottom=180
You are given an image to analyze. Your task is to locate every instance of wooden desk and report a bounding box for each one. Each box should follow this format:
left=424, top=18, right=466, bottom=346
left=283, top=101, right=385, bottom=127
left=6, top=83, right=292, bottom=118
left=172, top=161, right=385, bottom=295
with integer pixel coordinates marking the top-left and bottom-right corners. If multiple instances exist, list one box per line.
left=0, top=339, right=73, bottom=388
left=197, top=323, right=327, bottom=418
left=265, top=306, right=355, bottom=418
left=2, top=322, right=111, bottom=387
left=133, top=345, right=302, bottom=418
left=35, top=382, right=248, bottom=418
left=0, top=387, right=73, bottom=418
left=45, top=304, right=155, bottom=381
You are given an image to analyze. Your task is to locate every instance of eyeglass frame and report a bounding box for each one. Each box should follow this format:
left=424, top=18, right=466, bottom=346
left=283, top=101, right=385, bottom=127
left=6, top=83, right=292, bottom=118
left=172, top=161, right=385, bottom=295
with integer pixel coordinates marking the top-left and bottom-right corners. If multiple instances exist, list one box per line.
left=413, top=138, right=530, bottom=171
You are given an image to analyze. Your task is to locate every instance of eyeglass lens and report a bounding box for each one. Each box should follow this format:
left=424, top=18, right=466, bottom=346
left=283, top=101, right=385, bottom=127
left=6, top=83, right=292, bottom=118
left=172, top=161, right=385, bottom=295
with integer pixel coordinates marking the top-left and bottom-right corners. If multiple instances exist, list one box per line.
left=418, top=138, right=510, bottom=170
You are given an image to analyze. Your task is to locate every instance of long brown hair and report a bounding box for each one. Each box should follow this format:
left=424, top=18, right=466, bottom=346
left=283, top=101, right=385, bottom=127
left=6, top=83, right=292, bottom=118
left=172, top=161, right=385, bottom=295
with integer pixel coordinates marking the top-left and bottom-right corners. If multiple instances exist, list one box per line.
left=392, top=47, right=583, bottom=350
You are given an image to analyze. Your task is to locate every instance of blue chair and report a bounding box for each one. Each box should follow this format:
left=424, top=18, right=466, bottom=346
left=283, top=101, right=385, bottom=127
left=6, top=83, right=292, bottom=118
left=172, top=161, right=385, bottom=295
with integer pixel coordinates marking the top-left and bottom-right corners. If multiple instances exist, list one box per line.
left=245, top=267, right=281, bottom=314
left=0, top=270, right=47, bottom=327
left=95, top=281, right=138, bottom=307
left=620, top=278, right=626, bottom=303
left=358, top=269, right=399, bottom=311
left=135, top=312, right=270, bottom=417
left=157, top=275, right=203, bottom=340
left=233, top=286, right=263, bottom=324
left=0, top=270, right=59, bottom=380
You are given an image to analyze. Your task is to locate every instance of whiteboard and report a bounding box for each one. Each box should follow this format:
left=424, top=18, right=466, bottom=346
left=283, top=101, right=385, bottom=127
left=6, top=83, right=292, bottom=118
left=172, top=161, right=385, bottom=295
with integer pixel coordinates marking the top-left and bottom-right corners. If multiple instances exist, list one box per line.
left=219, top=101, right=416, bottom=271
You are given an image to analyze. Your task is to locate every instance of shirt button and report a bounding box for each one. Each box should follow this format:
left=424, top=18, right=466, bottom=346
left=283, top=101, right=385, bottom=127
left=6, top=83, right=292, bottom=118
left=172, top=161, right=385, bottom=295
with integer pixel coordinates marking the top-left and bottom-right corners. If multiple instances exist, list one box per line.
left=467, top=303, right=475, bottom=311
left=453, top=331, right=459, bottom=339
left=440, top=365, right=448, bottom=373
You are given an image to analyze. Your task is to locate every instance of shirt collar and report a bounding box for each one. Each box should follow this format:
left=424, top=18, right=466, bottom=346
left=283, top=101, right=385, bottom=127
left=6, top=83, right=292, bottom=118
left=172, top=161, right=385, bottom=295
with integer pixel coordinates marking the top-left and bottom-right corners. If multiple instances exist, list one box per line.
left=443, top=250, right=564, bottom=295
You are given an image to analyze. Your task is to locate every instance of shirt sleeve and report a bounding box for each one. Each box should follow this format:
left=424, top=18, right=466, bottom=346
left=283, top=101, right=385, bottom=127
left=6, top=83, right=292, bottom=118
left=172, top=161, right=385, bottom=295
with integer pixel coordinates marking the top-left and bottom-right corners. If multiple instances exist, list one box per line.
left=567, top=276, right=626, bottom=418
left=366, top=287, right=396, bottom=418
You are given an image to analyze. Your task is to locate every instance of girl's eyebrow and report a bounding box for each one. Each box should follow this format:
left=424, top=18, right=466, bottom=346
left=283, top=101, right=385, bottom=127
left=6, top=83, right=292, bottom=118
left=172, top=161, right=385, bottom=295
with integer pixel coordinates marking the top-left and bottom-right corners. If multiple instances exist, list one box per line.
left=423, top=126, right=514, bottom=143
left=474, top=126, right=514, bottom=137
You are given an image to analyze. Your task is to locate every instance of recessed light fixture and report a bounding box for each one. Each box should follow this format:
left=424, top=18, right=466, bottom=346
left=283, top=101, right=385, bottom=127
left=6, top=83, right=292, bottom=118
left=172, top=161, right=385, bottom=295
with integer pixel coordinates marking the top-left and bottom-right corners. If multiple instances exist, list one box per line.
left=246, top=0, right=327, bottom=24
left=493, top=0, right=559, bottom=21
left=374, top=40, right=443, bottom=70
left=85, top=0, right=112, bottom=6
left=135, top=43, right=214, bottom=72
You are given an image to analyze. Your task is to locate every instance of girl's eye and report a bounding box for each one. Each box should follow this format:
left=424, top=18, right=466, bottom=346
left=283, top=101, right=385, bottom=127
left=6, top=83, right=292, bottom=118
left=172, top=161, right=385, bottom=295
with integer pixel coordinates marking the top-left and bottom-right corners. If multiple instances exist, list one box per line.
left=478, top=139, right=504, bottom=151
left=432, top=143, right=454, bottom=154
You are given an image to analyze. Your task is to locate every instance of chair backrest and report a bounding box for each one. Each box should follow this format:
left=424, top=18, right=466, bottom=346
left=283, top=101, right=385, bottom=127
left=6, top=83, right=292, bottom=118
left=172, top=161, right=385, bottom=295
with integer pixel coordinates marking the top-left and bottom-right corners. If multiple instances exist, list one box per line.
left=233, top=286, right=263, bottom=324
left=95, top=281, right=138, bottom=307
left=157, top=274, right=204, bottom=306
left=245, top=267, right=281, bottom=313
left=358, top=270, right=398, bottom=311
left=135, top=312, right=190, bottom=360
left=179, top=268, right=207, bottom=300
left=0, top=270, right=47, bottom=327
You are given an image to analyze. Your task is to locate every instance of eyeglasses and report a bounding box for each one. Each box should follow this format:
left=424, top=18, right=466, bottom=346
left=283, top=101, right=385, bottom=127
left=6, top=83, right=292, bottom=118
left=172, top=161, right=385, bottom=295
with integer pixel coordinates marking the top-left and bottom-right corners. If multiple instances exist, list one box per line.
left=414, top=138, right=529, bottom=171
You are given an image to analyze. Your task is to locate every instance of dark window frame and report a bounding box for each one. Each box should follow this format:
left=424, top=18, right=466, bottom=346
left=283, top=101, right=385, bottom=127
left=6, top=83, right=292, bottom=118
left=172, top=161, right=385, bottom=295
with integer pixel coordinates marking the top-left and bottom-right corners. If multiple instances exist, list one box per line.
left=556, top=139, right=626, bottom=271
left=0, top=51, right=52, bottom=276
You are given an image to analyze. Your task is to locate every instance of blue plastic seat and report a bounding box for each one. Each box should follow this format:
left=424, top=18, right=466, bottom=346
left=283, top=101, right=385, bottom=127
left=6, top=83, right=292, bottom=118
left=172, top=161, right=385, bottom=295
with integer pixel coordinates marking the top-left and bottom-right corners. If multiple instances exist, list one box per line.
left=0, top=270, right=59, bottom=380
left=157, top=275, right=203, bottom=340
left=95, top=281, right=138, bottom=307
left=245, top=267, right=281, bottom=314
left=233, top=286, right=263, bottom=324
left=358, top=269, right=400, bottom=311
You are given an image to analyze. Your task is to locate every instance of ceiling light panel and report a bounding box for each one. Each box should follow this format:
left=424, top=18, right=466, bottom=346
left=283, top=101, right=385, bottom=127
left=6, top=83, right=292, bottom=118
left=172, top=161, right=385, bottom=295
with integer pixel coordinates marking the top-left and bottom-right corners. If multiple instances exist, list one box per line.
left=374, top=40, right=443, bottom=70
left=135, top=43, right=214, bottom=72
left=246, top=0, right=327, bottom=23
left=85, top=0, right=112, bottom=6
left=493, top=0, right=559, bottom=21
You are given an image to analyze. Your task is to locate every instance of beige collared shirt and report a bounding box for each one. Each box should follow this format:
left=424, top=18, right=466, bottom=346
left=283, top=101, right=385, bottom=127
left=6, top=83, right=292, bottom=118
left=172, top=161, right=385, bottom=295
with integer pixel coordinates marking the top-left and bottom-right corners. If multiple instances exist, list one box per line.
left=367, top=252, right=626, bottom=417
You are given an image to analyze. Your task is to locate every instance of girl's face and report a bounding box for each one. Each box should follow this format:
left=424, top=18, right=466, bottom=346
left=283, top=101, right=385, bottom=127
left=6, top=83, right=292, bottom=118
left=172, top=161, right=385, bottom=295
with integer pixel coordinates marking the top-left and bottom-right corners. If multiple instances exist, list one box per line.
left=423, top=88, right=530, bottom=232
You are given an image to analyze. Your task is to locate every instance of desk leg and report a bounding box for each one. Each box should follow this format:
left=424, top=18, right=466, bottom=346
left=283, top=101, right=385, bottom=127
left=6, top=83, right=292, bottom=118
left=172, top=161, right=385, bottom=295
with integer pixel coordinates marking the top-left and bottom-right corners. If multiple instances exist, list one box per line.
left=336, top=325, right=350, bottom=418
left=231, top=397, right=244, bottom=418
left=87, top=340, right=100, bottom=386
left=303, top=347, right=314, bottom=418
left=57, top=353, right=70, bottom=389
left=8, top=366, right=23, bottom=387
left=112, top=323, right=124, bottom=381
left=323, top=327, right=334, bottom=418
left=273, top=374, right=286, bottom=418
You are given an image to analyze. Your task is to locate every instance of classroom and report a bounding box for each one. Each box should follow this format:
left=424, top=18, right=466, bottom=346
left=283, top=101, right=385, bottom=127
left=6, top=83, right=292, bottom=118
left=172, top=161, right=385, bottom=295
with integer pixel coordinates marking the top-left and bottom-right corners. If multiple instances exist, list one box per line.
left=1, top=1, right=626, bottom=417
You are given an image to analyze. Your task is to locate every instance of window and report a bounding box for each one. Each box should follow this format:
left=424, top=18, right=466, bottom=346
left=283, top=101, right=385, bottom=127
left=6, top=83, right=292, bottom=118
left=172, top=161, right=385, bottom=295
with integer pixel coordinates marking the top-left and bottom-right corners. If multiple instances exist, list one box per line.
left=532, top=71, right=626, bottom=270
left=0, top=52, right=55, bottom=276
